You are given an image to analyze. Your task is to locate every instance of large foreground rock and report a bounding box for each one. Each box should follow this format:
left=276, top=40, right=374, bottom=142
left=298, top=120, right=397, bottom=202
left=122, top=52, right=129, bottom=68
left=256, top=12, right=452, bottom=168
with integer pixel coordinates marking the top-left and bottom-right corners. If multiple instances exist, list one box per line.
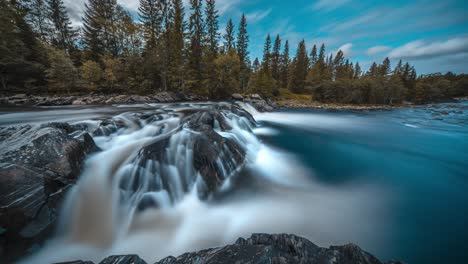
left=0, top=123, right=99, bottom=262
left=56, top=234, right=402, bottom=264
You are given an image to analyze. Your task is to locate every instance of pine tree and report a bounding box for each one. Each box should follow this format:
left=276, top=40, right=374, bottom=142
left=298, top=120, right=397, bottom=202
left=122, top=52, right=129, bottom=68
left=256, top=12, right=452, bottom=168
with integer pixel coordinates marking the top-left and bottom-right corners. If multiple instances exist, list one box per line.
left=354, top=62, right=361, bottom=79
left=82, top=0, right=120, bottom=59
left=279, top=40, right=290, bottom=88
left=237, top=14, right=249, bottom=91
left=236, top=14, right=249, bottom=65
left=288, top=40, right=308, bottom=93
left=252, top=57, right=260, bottom=73
left=203, top=0, right=220, bottom=97
left=47, top=0, right=75, bottom=51
left=204, top=0, right=219, bottom=53
left=380, top=57, right=391, bottom=76
left=186, top=0, right=205, bottom=93
left=138, top=0, right=165, bottom=50
left=27, top=0, right=52, bottom=42
left=271, top=34, right=281, bottom=81
left=223, top=19, right=235, bottom=52
left=167, top=0, right=185, bottom=90
left=309, top=44, right=317, bottom=69
left=262, top=34, right=271, bottom=72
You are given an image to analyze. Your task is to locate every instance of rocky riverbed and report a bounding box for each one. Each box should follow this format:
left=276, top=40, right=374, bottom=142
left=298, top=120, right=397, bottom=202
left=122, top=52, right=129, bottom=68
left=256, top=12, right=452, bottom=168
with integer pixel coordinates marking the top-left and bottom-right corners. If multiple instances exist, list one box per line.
left=0, top=101, right=412, bottom=264
left=0, top=93, right=276, bottom=112
left=55, top=234, right=402, bottom=264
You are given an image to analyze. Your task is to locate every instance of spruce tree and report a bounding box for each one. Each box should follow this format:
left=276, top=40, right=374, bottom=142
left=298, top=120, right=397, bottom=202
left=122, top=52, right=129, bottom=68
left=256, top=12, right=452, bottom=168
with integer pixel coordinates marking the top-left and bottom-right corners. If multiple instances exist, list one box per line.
left=138, top=0, right=165, bottom=50
left=223, top=19, right=235, bottom=52
left=47, top=0, right=75, bottom=51
left=279, top=40, right=290, bottom=88
left=168, top=0, right=185, bottom=90
left=262, top=34, right=271, bottom=72
left=204, top=0, right=219, bottom=53
left=237, top=14, right=249, bottom=91
left=236, top=14, right=249, bottom=65
left=252, top=57, right=260, bottom=73
left=83, top=0, right=120, bottom=58
left=309, top=44, right=317, bottom=69
left=27, top=0, right=52, bottom=42
left=354, top=62, right=361, bottom=79
left=289, top=40, right=308, bottom=93
left=186, top=0, right=205, bottom=93
left=271, top=34, right=281, bottom=81
left=203, top=0, right=219, bottom=97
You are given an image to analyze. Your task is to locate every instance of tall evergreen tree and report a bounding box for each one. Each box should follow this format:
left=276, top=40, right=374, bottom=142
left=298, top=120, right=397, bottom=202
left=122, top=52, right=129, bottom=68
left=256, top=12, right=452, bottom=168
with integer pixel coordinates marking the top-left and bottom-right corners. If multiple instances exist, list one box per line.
left=167, top=0, right=185, bottom=90
left=138, top=0, right=165, bottom=50
left=380, top=57, right=391, bottom=76
left=279, top=40, right=290, bottom=88
left=223, top=19, right=235, bottom=52
left=252, top=57, right=260, bottom=73
left=47, top=0, right=75, bottom=51
left=271, top=34, right=281, bottom=81
left=288, top=40, right=308, bottom=93
left=204, top=0, right=219, bottom=53
left=236, top=14, right=249, bottom=91
left=309, top=44, right=317, bottom=69
left=27, top=0, right=52, bottom=42
left=354, top=62, right=361, bottom=79
left=186, top=0, right=205, bottom=92
left=262, top=34, right=271, bottom=72
left=82, top=0, right=120, bottom=59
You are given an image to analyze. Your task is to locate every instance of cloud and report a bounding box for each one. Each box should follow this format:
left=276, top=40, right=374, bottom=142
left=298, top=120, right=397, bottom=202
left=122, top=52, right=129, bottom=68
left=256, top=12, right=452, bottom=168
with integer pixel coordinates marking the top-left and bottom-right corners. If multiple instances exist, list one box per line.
left=388, top=37, right=468, bottom=60
left=246, top=8, right=272, bottom=23
left=366, top=46, right=391, bottom=56
left=337, top=43, right=353, bottom=57
left=313, top=0, right=351, bottom=12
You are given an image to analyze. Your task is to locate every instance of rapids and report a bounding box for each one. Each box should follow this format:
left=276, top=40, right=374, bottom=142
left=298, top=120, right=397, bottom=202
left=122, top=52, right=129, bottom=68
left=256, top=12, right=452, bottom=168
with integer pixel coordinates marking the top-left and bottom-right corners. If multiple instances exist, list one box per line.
left=6, top=101, right=467, bottom=264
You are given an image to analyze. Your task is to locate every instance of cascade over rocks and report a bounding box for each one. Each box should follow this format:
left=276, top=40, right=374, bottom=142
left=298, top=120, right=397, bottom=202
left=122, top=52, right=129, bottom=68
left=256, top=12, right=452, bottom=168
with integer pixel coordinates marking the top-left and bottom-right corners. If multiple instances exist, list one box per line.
left=0, top=123, right=99, bottom=262
left=54, top=234, right=402, bottom=264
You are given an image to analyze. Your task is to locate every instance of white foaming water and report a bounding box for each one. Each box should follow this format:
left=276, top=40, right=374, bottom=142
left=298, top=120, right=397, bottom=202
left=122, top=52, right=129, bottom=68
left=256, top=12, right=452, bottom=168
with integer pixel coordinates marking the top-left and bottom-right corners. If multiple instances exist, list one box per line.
left=20, top=103, right=387, bottom=264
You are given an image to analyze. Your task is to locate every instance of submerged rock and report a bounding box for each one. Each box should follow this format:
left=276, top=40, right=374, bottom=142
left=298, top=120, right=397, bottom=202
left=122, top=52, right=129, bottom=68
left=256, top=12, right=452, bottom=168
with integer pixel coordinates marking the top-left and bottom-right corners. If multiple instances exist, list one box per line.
left=0, top=123, right=99, bottom=262
left=55, top=234, right=402, bottom=264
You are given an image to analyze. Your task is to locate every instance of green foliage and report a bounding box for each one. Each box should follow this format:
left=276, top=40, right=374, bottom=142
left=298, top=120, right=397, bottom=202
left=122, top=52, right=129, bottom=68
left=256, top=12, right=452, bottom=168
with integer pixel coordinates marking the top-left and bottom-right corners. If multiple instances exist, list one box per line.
left=80, top=60, right=103, bottom=88
left=223, top=19, right=235, bottom=52
left=1, top=0, right=466, bottom=103
left=46, top=46, right=78, bottom=93
left=212, top=50, right=241, bottom=98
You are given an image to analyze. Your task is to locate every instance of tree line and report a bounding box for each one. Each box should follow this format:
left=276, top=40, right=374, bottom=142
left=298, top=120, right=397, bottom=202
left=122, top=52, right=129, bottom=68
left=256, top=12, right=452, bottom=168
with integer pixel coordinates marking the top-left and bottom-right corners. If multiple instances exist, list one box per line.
left=1, top=0, right=467, bottom=103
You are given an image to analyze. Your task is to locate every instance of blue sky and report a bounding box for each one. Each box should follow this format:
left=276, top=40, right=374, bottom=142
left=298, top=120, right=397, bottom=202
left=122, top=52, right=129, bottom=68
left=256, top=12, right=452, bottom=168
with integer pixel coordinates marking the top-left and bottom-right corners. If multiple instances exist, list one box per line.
left=65, top=0, right=468, bottom=74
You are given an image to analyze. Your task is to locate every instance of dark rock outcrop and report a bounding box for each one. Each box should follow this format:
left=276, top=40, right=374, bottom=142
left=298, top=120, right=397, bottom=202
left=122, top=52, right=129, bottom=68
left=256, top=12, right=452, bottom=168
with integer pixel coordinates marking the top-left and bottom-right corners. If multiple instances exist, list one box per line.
left=0, top=123, right=99, bottom=262
left=127, top=107, right=249, bottom=204
left=0, top=92, right=209, bottom=107
left=55, top=234, right=402, bottom=264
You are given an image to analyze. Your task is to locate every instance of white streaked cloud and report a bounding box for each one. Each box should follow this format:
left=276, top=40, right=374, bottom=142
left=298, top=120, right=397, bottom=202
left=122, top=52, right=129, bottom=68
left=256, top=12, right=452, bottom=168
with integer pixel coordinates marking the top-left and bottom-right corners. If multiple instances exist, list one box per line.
left=366, top=46, right=391, bottom=56
left=388, top=37, right=468, bottom=60
left=246, top=8, right=272, bottom=23
left=313, top=0, right=351, bottom=12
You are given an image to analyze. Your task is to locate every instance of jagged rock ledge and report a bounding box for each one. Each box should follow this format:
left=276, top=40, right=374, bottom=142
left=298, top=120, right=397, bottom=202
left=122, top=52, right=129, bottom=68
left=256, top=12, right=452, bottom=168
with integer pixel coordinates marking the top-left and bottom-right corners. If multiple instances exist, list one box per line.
left=0, top=92, right=208, bottom=107
left=57, top=233, right=402, bottom=264
left=0, top=93, right=277, bottom=112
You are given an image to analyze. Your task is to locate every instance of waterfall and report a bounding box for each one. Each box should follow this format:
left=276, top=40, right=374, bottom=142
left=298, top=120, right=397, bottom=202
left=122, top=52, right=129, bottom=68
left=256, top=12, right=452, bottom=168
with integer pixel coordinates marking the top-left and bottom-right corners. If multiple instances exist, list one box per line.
left=20, top=102, right=382, bottom=264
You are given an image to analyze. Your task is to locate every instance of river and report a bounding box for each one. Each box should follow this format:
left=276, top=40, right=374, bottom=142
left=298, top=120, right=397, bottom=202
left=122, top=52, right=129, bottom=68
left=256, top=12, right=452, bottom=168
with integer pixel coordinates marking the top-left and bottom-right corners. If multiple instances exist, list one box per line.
left=2, top=101, right=466, bottom=264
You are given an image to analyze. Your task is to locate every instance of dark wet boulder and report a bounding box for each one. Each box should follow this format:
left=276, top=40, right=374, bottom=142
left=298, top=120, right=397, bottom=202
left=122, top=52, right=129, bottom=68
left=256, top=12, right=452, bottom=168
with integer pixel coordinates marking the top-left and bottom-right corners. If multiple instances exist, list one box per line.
left=231, top=93, right=244, bottom=101
left=100, top=255, right=147, bottom=264
left=0, top=123, right=99, bottom=262
left=157, top=234, right=402, bottom=264
left=126, top=109, right=247, bottom=204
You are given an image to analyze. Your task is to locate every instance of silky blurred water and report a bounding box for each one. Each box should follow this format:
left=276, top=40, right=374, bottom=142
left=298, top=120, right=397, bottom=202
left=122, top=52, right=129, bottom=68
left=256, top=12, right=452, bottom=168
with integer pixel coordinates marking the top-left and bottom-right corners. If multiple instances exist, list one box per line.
left=2, top=102, right=467, bottom=264
left=254, top=102, right=468, bottom=264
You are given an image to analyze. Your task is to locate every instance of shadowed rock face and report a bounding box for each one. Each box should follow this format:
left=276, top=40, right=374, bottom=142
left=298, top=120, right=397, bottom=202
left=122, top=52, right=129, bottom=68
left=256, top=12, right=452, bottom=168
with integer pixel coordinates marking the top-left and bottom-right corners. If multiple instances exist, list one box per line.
left=0, top=123, right=99, bottom=262
left=54, top=234, right=403, bottom=264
